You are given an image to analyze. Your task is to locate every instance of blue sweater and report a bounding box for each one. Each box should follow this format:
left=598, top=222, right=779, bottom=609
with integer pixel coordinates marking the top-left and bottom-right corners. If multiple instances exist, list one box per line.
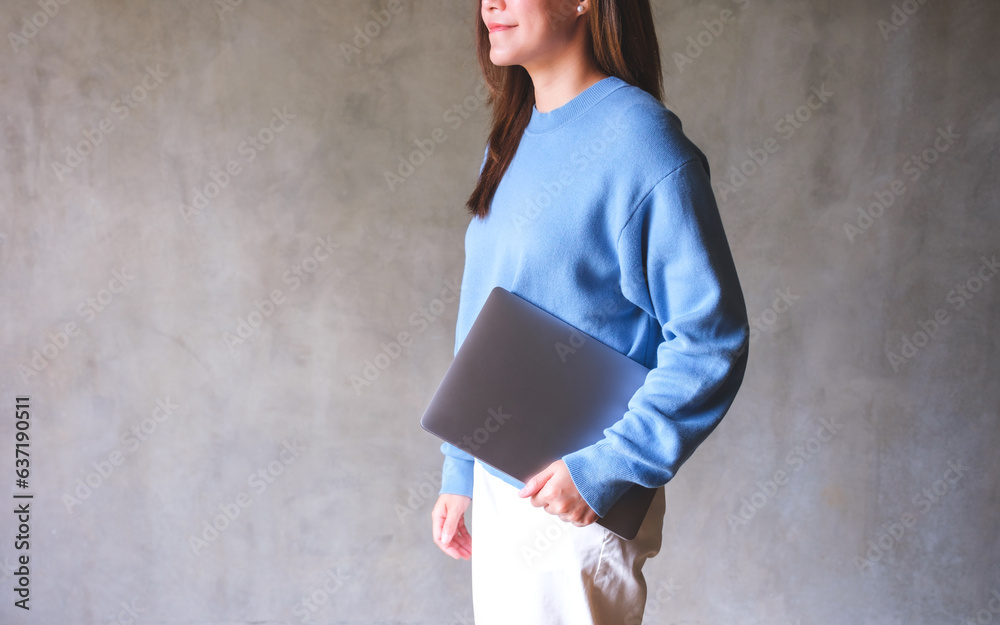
left=439, top=76, right=749, bottom=518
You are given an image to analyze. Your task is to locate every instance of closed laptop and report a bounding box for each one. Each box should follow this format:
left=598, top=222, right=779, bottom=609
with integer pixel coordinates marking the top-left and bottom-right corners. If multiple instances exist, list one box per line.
left=420, top=286, right=657, bottom=540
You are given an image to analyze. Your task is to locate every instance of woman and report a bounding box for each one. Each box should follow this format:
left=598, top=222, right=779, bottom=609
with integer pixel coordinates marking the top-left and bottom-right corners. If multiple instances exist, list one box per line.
left=431, top=1, right=749, bottom=623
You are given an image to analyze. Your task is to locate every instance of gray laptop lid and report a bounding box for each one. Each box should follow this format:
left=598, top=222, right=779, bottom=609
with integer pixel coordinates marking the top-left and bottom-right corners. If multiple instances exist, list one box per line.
left=420, top=286, right=657, bottom=540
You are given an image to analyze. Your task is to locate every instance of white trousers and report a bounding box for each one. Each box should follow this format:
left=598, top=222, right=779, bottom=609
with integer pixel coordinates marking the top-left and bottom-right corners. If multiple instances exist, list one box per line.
left=471, top=461, right=666, bottom=625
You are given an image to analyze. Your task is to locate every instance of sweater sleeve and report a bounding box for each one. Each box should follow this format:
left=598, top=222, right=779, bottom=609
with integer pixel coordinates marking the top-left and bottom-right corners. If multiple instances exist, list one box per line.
left=562, top=158, right=749, bottom=517
left=436, top=145, right=492, bottom=499
left=438, top=442, right=475, bottom=498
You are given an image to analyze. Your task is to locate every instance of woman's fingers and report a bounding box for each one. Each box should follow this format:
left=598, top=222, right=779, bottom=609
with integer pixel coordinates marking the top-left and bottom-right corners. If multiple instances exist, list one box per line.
left=518, top=462, right=556, bottom=499
left=521, top=460, right=600, bottom=524
left=444, top=518, right=472, bottom=559
left=432, top=494, right=473, bottom=560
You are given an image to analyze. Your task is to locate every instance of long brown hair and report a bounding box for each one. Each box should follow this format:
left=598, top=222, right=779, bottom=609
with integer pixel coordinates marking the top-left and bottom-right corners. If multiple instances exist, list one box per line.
left=466, top=0, right=663, bottom=219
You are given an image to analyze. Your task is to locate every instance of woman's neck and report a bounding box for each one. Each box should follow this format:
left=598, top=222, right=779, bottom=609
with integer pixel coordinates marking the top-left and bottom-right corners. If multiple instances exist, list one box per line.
left=526, top=53, right=609, bottom=114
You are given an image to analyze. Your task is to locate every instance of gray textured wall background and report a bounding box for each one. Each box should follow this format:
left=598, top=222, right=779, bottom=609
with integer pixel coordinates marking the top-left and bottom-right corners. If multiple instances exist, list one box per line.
left=1, top=0, right=998, bottom=623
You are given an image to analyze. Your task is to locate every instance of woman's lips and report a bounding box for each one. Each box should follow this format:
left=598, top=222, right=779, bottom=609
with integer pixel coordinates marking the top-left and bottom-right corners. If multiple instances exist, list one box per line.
left=487, top=24, right=514, bottom=33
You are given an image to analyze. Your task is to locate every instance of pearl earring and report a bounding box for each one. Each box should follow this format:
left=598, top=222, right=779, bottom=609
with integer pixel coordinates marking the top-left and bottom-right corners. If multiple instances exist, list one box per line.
left=577, top=5, right=584, bottom=12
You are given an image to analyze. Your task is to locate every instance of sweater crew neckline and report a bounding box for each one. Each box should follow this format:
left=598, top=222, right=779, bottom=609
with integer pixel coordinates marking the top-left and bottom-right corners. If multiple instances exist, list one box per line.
left=526, top=76, right=628, bottom=134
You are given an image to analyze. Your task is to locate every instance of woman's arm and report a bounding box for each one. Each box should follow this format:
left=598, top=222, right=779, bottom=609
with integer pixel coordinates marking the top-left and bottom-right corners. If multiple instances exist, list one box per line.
left=562, top=158, right=750, bottom=518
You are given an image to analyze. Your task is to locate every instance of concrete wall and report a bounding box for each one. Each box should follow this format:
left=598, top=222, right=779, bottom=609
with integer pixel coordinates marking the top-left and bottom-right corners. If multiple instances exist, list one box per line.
left=1, top=0, right=997, bottom=623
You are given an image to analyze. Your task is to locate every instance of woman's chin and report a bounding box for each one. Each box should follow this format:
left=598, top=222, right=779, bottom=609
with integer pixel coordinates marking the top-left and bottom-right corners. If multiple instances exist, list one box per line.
left=489, top=51, right=518, bottom=68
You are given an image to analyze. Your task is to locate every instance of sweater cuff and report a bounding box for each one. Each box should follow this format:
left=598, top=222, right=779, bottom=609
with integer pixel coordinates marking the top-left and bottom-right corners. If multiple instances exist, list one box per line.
left=563, top=440, right=635, bottom=518
left=439, top=442, right=475, bottom=498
